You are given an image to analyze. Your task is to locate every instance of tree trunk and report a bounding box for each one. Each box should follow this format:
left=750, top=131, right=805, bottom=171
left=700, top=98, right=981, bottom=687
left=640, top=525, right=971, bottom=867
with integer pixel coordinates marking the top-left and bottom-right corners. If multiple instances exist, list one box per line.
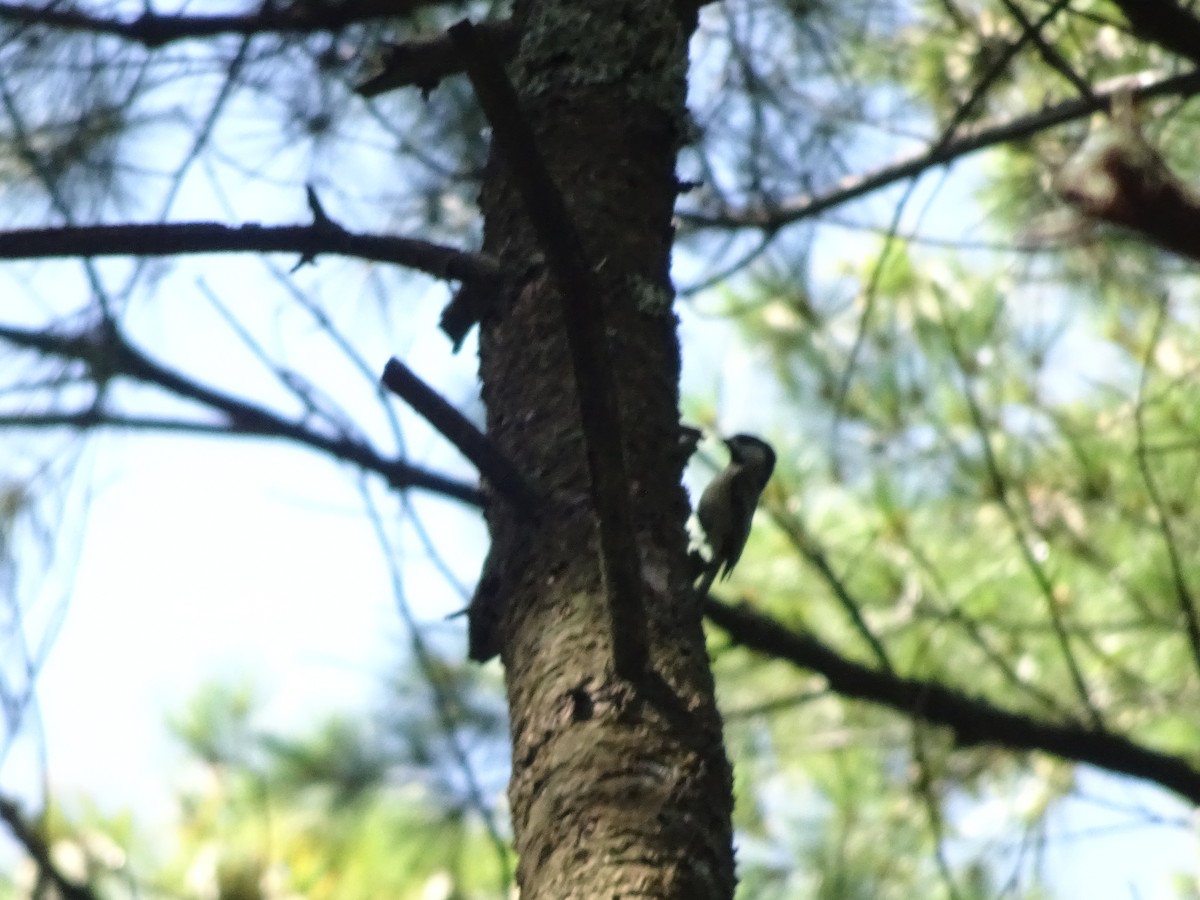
left=473, top=2, right=736, bottom=897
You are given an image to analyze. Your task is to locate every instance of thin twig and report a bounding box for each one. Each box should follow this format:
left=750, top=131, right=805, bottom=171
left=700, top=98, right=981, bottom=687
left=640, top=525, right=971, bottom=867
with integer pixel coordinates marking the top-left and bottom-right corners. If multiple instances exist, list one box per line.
left=911, top=726, right=963, bottom=900
left=356, top=21, right=520, bottom=97
left=1133, top=297, right=1200, bottom=676
left=358, top=485, right=513, bottom=893
left=766, top=505, right=893, bottom=672
left=932, top=289, right=1102, bottom=728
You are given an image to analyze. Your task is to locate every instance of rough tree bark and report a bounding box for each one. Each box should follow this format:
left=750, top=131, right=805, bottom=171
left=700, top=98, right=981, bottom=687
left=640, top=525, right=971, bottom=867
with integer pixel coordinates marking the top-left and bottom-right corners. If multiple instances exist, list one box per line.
left=471, top=2, right=736, bottom=897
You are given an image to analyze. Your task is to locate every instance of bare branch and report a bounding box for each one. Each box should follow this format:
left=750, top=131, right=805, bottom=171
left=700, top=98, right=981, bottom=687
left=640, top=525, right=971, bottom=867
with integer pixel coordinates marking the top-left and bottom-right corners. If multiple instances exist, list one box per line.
left=0, top=0, right=443, bottom=47
left=357, top=20, right=520, bottom=98
left=0, top=411, right=250, bottom=435
left=0, top=219, right=500, bottom=286
left=997, top=0, right=1094, bottom=100
left=703, top=598, right=1200, bottom=806
left=381, top=356, right=542, bottom=515
left=679, top=69, right=1200, bottom=232
left=0, top=322, right=485, bottom=508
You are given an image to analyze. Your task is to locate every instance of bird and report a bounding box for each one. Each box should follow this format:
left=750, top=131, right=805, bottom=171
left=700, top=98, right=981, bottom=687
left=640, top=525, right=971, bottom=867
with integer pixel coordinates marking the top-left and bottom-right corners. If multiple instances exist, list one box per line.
left=693, top=433, right=775, bottom=596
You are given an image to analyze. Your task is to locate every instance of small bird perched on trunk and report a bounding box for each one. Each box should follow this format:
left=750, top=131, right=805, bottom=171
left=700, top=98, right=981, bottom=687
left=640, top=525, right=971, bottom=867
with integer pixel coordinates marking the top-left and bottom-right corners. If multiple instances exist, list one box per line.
left=693, top=433, right=776, bottom=596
